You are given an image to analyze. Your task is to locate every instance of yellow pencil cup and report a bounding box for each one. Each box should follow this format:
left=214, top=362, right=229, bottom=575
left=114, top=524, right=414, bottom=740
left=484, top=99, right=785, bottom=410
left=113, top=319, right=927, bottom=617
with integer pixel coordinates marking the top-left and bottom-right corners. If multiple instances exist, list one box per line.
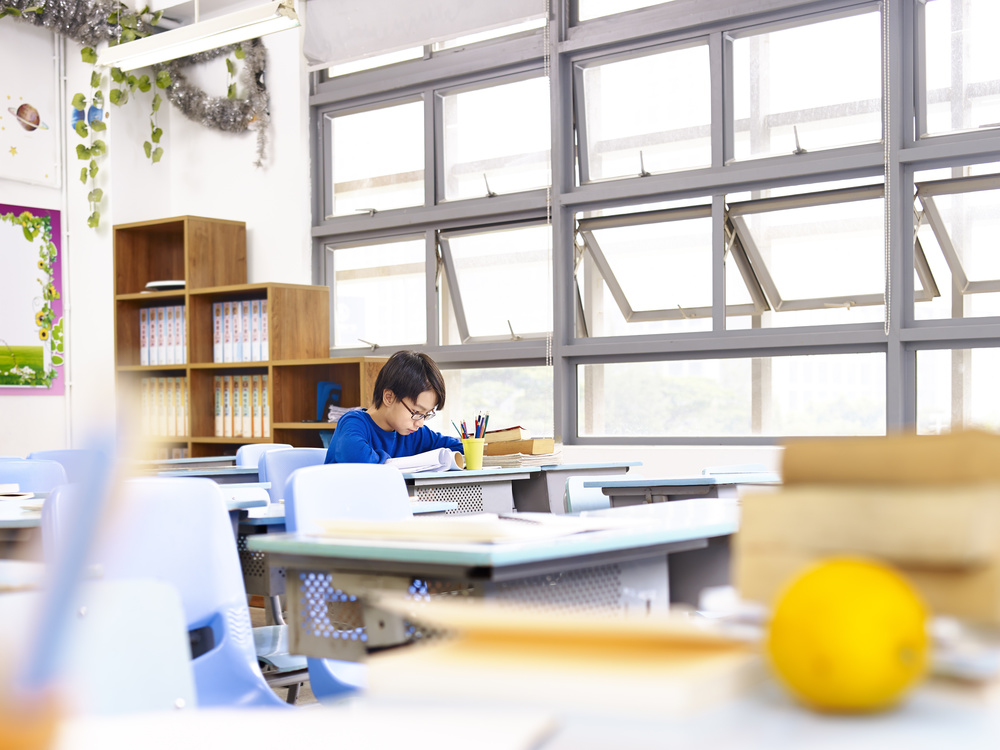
left=462, top=438, right=485, bottom=471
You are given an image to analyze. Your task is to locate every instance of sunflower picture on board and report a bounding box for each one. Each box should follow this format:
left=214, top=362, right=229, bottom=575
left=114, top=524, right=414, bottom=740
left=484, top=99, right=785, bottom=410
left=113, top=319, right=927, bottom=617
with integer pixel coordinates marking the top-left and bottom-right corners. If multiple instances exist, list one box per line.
left=0, top=203, right=64, bottom=393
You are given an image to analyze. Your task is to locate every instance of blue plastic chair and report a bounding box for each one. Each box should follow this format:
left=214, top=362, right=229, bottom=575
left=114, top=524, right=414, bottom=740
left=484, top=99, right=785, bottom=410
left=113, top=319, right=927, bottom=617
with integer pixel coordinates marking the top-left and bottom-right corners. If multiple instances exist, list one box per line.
left=260, top=447, right=327, bottom=504
left=42, top=478, right=290, bottom=709
left=27, top=448, right=108, bottom=484
left=0, top=459, right=68, bottom=493
left=284, top=463, right=413, bottom=701
left=235, top=443, right=293, bottom=471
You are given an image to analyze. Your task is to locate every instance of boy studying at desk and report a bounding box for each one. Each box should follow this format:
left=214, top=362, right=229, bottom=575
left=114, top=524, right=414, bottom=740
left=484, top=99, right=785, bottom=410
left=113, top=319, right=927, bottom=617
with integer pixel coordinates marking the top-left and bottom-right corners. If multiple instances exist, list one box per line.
left=325, top=350, right=464, bottom=465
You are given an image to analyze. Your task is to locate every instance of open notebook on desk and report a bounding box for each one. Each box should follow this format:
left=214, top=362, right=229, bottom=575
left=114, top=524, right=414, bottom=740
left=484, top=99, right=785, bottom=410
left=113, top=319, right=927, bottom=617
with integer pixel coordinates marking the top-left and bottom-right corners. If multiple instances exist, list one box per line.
left=386, top=447, right=465, bottom=473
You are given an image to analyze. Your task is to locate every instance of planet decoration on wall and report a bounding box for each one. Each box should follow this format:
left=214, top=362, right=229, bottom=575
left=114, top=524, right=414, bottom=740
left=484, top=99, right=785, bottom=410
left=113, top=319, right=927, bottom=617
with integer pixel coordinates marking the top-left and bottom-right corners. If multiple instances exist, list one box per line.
left=8, top=103, right=50, bottom=132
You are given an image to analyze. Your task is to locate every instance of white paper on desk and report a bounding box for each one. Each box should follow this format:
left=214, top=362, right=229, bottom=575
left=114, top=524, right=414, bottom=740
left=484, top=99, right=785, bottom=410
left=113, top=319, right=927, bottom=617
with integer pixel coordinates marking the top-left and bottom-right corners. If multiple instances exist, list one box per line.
left=316, top=512, right=635, bottom=543
left=385, top=448, right=465, bottom=473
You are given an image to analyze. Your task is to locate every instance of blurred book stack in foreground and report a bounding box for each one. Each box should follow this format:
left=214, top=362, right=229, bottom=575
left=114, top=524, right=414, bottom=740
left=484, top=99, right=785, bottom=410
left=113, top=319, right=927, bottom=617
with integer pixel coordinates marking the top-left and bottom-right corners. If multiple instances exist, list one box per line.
left=481, top=425, right=561, bottom=467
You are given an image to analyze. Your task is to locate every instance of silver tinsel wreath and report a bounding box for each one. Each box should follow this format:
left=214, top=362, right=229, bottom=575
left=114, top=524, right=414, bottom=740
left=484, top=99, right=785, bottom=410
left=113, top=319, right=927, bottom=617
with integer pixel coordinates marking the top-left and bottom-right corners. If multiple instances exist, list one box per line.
left=2, top=0, right=270, bottom=164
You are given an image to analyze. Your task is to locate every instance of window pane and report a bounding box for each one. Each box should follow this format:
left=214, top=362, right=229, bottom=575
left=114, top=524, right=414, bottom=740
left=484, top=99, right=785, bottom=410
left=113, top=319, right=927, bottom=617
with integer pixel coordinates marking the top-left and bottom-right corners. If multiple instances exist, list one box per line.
left=732, top=11, right=881, bottom=161
left=580, top=44, right=711, bottom=182
left=731, top=195, right=886, bottom=327
left=443, top=224, right=552, bottom=340
left=578, top=353, right=885, bottom=437
left=438, top=366, right=553, bottom=441
left=442, top=77, right=551, bottom=201
left=433, top=18, right=545, bottom=50
left=329, top=238, right=426, bottom=348
left=577, top=0, right=674, bottom=22
left=327, top=47, right=423, bottom=77
left=328, top=101, right=424, bottom=217
left=917, top=348, right=1000, bottom=434
left=914, top=179, right=1000, bottom=320
left=924, top=0, right=1000, bottom=136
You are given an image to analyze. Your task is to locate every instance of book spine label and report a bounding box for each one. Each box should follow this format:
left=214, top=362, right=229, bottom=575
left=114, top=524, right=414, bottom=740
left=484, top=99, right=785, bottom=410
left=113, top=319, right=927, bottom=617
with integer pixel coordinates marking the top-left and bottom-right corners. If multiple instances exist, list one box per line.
left=241, top=374, right=253, bottom=438
left=140, top=377, right=150, bottom=435
left=251, top=299, right=261, bottom=361
left=214, top=375, right=223, bottom=437
left=157, top=376, right=167, bottom=436
left=233, top=300, right=244, bottom=364
left=156, top=307, right=166, bottom=366
left=262, top=374, right=270, bottom=438
left=252, top=374, right=262, bottom=437
left=213, top=302, right=223, bottom=363
left=176, top=305, right=186, bottom=365
left=260, top=300, right=269, bottom=361
left=164, top=306, right=175, bottom=366
left=223, top=375, right=233, bottom=438
left=139, top=308, right=149, bottom=367
left=223, top=301, right=234, bottom=363
left=241, top=300, right=251, bottom=363
left=179, top=375, right=187, bottom=436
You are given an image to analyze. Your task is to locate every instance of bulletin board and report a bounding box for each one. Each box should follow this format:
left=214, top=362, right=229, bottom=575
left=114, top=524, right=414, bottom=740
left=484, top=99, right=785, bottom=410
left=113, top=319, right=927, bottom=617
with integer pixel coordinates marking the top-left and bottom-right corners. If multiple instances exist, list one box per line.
left=0, top=203, right=65, bottom=395
left=0, top=22, right=61, bottom=188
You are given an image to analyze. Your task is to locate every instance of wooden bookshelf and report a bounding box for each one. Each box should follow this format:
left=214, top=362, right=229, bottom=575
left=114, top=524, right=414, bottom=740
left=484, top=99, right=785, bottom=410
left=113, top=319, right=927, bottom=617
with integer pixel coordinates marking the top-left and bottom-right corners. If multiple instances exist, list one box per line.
left=112, top=216, right=387, bottom=459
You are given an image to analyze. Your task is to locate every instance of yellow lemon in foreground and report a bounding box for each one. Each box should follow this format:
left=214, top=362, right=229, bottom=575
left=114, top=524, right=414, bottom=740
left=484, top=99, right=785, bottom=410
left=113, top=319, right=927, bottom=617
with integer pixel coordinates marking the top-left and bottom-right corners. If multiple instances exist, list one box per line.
left=765, top=556, right=929, bottom=713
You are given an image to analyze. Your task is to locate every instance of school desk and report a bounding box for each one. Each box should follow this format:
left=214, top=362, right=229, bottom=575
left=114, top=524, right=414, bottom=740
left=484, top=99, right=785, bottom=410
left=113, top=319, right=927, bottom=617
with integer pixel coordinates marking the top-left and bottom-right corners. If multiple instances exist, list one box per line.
left=583, top=472, right=780, bottom=507
left=402, top=467, right=538, bottom=515
left=511, top=461, right=641, bottom=513
left=248, top=497, right=737, bottom=661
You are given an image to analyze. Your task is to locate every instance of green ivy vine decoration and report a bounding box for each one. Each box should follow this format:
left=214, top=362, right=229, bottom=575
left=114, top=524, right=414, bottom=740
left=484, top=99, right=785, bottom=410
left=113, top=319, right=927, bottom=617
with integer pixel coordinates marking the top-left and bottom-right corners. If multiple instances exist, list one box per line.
left=0, top=211, right=62, bottom=388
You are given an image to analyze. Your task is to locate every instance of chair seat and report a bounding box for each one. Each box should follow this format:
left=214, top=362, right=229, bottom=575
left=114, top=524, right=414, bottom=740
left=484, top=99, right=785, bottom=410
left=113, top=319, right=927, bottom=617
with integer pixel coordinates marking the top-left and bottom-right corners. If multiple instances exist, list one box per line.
left=254, top=625, right=308, bottom=673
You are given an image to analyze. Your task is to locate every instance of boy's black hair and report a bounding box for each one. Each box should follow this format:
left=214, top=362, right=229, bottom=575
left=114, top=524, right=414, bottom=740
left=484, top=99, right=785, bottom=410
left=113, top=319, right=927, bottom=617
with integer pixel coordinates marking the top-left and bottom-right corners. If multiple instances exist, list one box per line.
left=371, top=350, right=447, bottom=410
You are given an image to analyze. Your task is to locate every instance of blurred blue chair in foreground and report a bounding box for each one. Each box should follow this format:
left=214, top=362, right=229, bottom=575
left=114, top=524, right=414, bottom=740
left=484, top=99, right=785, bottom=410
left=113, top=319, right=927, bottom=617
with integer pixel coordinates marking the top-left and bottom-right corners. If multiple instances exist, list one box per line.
left=27, top=449, right=107, bottom=485
left=260, top=447, right=326, bottom=504
left=0, top=459, right=68, bottom=494
left=43, top=478, right=291, bottom=708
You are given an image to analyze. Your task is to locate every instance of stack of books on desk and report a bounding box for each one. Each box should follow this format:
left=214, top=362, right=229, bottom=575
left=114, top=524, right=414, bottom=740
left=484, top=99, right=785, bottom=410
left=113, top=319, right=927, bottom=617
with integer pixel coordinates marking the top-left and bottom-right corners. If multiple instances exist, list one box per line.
left=483, top=426, right=561, bottom=467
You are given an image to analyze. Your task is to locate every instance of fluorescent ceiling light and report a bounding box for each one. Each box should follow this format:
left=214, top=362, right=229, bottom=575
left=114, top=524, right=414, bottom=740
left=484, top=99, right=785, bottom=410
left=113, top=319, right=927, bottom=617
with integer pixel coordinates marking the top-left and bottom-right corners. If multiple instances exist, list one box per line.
left=97, top=0, right=299, bottom=71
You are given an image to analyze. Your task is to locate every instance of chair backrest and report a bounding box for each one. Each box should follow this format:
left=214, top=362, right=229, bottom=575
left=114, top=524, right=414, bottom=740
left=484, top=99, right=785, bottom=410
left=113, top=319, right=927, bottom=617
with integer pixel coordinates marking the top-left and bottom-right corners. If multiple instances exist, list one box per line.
left=564, top=473, right=644, bottom=514
left=0, top=459, right=68, bottom=493
left=260, top=448, right=327, bottom=504
left=26, top=449, right=106, bottom=485
left=42, top=478, right=288, bottom=709
left=0, top=578, right=197, bottom=715
left=235, top=443, right=293, bottom=468
left=285, top=463, right=412, bottom=534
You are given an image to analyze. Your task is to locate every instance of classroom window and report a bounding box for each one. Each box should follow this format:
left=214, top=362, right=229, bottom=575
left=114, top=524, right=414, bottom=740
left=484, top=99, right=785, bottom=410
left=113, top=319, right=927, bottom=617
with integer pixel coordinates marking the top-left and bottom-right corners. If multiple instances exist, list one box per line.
left=916, top=348, right=1000, bottom=434
left=433, top=18, right=546, bottom=50
left=327, top=237, right=427, bottom=348
left=575, top=201, right=763, bottom=337
left=440, top=76, right=551, bottom=201
left=576, top=0, right=675, bottom=22
left=578, top=353, right=886, bottom=438
left=726, top=184, right=900, bottom=328
left=326, top=47, right=424, bottom=78
left=437, top=366, right=554, bottom=441
left=922, top=0, right=1000, bottom=137
left=325, top=99, right=424, bottom=218
left=731, top=8, right=882, bottom=162
left=913, top=169, right=1000, bottom=320
left=438, top=223, right=553, bottom=343
left=576, top=42, right=711, bottom=183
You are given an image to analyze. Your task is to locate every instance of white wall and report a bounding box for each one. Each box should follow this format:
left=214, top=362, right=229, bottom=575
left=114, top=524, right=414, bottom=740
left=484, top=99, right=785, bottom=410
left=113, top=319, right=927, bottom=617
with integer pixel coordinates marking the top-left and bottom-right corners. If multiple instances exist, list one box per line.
left=0, top=23, right=311, bottom=456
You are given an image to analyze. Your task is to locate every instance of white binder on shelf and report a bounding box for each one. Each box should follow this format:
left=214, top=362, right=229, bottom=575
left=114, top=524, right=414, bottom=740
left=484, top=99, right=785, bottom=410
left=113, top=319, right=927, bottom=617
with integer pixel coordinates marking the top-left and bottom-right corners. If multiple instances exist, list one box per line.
left=252, top=374, right=262, bottom=437
left=156, top=307, right=166, bottom=367
left=165, top=377, right=176, bottom=437
left=260, top=299, right=269, bottom=361
left=241, top=374, right=253, bottom=438
left=232, top=300, right=243, bottom=363
left=223, top=375, right=234, bottom=438
left=175, top=305, right=186, bottom=365
left=214, top=376, right=224, bottom=437
left=213, top=302, right=223, bottom=363
left=251, top=299, right=262, bottom=361
left=262, top=374, right=270, bottom=438
left=241, top=300, right=252, bottom=363
left=164, top=306, right=175, bottom=366
left=139, top=308, right=149, bottom=366
left=179, top=376, right=188, bottom=436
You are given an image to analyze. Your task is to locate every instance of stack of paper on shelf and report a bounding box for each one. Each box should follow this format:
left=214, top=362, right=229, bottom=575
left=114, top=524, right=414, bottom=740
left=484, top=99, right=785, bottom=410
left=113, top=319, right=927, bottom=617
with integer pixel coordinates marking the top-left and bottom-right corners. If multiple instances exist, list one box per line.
left=735, top=429, right=1000, bottom=626
left=366, top=598, right=764, bottom=718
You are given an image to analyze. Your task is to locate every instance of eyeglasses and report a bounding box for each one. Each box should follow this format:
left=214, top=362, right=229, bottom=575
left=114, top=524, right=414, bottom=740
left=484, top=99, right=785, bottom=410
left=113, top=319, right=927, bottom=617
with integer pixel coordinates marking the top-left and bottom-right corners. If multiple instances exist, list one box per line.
left=401, top=400, right=437, bottom=422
